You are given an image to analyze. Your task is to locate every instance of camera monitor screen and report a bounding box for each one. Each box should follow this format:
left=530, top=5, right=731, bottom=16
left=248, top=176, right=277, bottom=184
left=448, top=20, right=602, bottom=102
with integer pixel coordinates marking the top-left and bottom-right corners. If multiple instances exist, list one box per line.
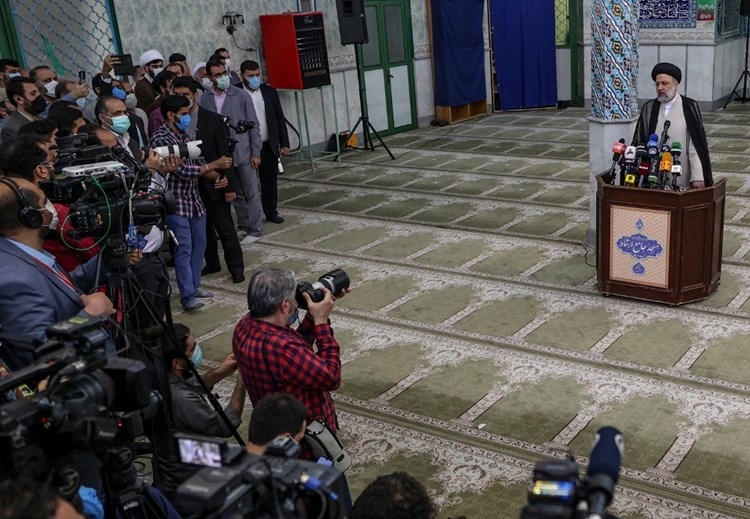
left=177, top=436, right=225, bottom=467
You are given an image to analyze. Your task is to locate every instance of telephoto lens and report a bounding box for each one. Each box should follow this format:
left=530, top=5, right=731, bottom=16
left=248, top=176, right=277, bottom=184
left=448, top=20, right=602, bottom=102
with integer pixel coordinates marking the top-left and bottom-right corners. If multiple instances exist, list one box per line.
left=295, top=269, right=350, bottom=310
left=152, top=140, right=203, bottom=160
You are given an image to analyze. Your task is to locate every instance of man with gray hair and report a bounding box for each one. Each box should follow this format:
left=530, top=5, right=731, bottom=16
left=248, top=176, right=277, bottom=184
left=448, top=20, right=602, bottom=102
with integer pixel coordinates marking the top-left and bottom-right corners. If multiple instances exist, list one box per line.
left=231, top=268, right=341, bottom=442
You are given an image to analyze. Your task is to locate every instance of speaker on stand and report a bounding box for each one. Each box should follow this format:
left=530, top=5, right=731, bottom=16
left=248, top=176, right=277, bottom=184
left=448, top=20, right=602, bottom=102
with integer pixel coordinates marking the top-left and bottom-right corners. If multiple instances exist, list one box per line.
left=724, top=1, right=750, bottom=107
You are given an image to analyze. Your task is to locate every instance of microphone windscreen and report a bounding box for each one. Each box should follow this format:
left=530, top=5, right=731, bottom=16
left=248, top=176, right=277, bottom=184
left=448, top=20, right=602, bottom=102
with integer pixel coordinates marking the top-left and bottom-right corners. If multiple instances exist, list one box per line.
left=647, top=133, right=659, bottom=147
left=671, top=141, right=682, bottom=151
left=586, top=426, right=623, bottom=483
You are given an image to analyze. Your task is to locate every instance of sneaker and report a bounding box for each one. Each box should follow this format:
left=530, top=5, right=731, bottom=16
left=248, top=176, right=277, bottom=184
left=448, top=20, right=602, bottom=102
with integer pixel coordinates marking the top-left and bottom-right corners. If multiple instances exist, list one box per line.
left=182, top=299, right=204, bottom=312
left=195, top=288, right=215, bottom=298
left=241, top=234, right=260, bottom=245
left=237, top=230, right=248, bottom=240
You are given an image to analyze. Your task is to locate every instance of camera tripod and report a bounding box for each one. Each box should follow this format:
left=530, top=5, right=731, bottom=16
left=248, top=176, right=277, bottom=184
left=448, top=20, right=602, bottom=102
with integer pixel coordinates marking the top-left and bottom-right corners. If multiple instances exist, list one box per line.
left=724, top=16, right=750, bottom=108
left=339, top=48, right=395, bottom=160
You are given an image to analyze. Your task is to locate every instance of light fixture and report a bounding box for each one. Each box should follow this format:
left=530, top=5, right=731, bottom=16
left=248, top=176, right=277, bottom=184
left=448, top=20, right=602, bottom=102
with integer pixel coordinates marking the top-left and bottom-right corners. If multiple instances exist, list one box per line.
left=222, top=11, right=245, bottom=35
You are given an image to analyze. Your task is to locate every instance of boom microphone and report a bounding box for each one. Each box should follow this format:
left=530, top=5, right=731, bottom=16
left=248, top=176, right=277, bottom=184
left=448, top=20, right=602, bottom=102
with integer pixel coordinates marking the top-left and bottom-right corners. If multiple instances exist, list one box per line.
left=586, top=426, right=623, bottom=519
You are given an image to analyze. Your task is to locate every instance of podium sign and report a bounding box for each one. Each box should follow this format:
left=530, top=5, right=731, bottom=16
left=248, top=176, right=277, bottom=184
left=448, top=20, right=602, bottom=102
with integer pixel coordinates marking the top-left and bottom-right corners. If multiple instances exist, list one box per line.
left=596, top=174, right=726, bottom=305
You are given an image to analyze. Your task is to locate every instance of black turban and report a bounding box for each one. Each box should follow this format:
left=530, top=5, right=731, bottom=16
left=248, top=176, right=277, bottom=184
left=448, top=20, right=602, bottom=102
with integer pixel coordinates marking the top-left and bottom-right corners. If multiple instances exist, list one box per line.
left=651, top=62, right=682, bottom=83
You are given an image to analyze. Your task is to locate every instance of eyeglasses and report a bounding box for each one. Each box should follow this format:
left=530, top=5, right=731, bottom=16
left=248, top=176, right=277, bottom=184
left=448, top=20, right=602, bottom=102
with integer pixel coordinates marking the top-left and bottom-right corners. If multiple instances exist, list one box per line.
left=40, top=157, right=58, bottom=166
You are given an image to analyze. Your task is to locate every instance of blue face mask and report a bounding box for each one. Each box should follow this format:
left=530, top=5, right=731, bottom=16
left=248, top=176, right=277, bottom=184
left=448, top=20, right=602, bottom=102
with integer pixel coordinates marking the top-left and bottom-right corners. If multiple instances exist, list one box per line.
left=191, top=343, right=203, bottom=368
left=112, top=86, right=127, bottom=100
left=7, top=72, right=20, bottom=79
left=246, top=76, right=261, bottom=90
left=109, top=114, right=131, bottom=135
left=76, top=97, right=87, bottom=109
left=216, top=74, right=231, bottom=90
left=174, top=113, right=191, bottom=131
left=287, top=301, right=300, bottom=327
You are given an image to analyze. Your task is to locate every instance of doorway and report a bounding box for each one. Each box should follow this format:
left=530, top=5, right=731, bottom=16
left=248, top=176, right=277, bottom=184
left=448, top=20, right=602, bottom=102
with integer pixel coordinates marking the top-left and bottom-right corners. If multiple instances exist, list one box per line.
left=359, top=0, right=417, bottom=136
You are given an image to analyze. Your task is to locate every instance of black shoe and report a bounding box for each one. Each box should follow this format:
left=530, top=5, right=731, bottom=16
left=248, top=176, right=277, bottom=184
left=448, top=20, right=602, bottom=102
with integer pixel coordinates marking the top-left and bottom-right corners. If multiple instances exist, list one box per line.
left=201, top=265, right=221, bottom=276
left=232, top=272, right=246, bottom=284
left=267, top=215, right=284, bottom=224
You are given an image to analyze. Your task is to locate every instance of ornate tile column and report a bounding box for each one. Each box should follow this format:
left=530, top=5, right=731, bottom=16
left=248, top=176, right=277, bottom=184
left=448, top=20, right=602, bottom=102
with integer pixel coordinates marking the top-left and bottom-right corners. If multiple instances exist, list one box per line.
left=587, top=0, right=640, bottom=244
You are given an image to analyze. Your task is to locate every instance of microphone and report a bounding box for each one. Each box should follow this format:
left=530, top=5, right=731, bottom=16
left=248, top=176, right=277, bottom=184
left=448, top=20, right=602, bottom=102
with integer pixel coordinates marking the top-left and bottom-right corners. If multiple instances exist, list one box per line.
left=586, top=426, right=623, bottom=519
left=633, top=146, right=648, bottom=188
left=621, top=146, right=636, bottom=187
left=659, top=150, right=673, bottom=189
left=646, top=134, right=659, bottom=187
left=670, top=141, right=682, bottom=190
left=608, top=138, right=626, bottom=182
left=658, top=120, right=671, bottom=150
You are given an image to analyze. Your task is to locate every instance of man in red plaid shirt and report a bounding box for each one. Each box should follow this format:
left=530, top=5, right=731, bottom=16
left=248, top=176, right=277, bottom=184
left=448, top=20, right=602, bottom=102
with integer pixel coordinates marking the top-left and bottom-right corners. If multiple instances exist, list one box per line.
left=232, top=268, right=341, bottom=433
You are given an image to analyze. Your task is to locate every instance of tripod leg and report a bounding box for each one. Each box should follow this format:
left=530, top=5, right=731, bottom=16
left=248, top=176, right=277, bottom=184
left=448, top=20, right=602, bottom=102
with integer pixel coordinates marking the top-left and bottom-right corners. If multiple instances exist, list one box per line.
left=724, top=72, right=745, bottom=109
left=335, top=118, right=364, bottom=161
left=365, top=119, right=395, bottom=159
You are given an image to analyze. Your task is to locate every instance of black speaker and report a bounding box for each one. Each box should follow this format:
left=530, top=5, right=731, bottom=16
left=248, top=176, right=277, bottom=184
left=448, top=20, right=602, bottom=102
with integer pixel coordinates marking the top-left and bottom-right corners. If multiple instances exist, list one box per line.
left=742, top=0, right=750, bottom=17
left=336, top=0, right=368, bottom=45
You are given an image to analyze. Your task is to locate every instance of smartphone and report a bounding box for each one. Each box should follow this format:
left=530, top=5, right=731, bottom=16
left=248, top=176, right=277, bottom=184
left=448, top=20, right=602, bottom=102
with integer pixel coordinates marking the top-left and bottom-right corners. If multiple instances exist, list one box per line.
left=175, top=433, right=226, bottom=467
left=78, top=70, right=86, bottom=84
left=112, top=53, right=136, bottom=77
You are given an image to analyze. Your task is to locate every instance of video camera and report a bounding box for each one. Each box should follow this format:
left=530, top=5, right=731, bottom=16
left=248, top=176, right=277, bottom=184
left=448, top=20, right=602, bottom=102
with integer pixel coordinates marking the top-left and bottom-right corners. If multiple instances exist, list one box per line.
left=174, top=434, right=346, bottom=519
left=41, top=133, right=175, bottom=240
left=295, top=269, right=350, bottom=310
left=521, top=427, right=623, bottom=519
left=0, top=316, right=161, bottom=482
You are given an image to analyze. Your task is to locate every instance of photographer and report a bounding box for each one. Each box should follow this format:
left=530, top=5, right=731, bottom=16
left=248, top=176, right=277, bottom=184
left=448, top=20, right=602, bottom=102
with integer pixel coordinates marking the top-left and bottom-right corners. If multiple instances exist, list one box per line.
left=348, top=472, right=437, bottom=519
left=157, top=323, right=246, bottom=503
left=245, top=392, right=309, bottom=455
left=171, top=76, right=244, bottom=284
left=232, top=268, right=342, bottom=446
left=0, top=178, right=114, bottom=366
left=150, top=95, right=231, bottom=312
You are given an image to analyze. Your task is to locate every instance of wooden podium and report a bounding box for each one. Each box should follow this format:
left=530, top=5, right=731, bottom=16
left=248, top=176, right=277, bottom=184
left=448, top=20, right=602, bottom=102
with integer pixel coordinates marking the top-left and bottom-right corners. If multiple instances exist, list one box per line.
left=596, top=174, right=726, bottom=305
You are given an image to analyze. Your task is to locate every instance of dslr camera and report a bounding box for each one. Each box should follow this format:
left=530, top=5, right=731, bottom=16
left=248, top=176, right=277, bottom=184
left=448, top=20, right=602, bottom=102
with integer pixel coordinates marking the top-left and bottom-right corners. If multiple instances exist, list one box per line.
left=295, top=269, right=350, bottom=310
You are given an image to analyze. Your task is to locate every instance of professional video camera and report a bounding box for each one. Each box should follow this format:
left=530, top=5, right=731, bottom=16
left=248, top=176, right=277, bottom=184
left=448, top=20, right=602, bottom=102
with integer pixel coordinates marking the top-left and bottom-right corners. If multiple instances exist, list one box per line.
left=521, top=427, right=623, bottom=519
left=174, top=433, right=346, bottom=519
left=295, top=269, right=351, bottom=310
left=0, top=316, right=161, bottom=483
left=41, top=134, right=176, bottom=240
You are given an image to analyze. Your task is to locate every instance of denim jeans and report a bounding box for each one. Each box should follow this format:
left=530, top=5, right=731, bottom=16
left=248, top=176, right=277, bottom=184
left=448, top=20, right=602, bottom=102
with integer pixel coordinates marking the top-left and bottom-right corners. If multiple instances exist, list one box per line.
left=166, top=214, right=207, bottom=306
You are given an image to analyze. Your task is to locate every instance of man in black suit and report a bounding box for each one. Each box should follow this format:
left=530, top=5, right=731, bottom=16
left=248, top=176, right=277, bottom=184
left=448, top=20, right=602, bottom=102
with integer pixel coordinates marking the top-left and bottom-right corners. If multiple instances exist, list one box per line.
left=172, top=77, right=245, bottom=283
left=240, top=60, right=290, bottom=224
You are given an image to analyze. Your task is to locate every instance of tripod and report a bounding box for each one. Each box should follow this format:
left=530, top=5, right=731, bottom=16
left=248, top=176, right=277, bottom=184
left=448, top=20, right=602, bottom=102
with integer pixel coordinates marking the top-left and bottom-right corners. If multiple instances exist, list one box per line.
left=724, top=16, right=750, bottom=108
left=340, top=47, right=395, bottom=159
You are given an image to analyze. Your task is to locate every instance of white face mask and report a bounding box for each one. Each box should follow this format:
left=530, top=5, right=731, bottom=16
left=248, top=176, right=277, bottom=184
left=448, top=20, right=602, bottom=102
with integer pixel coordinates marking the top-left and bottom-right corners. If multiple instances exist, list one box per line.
left=44, top=80, right=59, bottom=97
left=151, top=67, right=164, bottom=77
left=44, top=200, right=59, bottom=231
left=224, top=58, right=232, bottom=70
left=201, top=77, right=213, bottom=91
left=125, top=93, right=137, bottom=109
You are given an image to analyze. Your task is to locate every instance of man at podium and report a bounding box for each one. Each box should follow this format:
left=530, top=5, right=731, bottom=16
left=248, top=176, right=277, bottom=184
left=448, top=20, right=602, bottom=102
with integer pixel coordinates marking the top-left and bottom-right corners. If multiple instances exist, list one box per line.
left=633, top=62, right=712, bottom=189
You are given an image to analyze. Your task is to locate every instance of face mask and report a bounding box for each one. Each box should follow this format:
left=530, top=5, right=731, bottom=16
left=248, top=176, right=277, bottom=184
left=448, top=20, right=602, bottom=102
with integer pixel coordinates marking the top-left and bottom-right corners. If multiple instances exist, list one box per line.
left=111, top=86, right=127, bottom=100
left=224, top=58, right=232, bottom=70
left=7, top=72, right=20, bottom=79
left=286, top=301, right=300, bottom=327
left=28, top=95, right=48, bottom=115
left=215, top=74, right=231, bottom=91
left=151, top=67, right=164, bottom=77
left=173, top=113, right=191, bottom=131
left=43, top=200, right=59, bottom=231
left=44, top=80, right=59, bottom=97
left=109, top=114, right=131, bottom=134
left=246, top=76, right=261, bottom=90
left=125, top=93, right=137, bottom=109
left=190, top=343, right=203, bottom=368
left=201, top=77, right=213, bottom=91
left=76, top=97, right=87, bottom=109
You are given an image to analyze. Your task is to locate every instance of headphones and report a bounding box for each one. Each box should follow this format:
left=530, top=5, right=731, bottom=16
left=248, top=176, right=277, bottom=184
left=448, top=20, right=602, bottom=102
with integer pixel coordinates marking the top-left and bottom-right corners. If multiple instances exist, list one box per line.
left=0, top=177, right=44, bottom=229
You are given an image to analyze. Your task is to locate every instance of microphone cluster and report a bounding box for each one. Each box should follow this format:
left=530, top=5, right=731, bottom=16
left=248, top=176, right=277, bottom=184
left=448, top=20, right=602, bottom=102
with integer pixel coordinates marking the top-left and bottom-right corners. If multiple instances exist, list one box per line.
left=607, top=121, right=683, bottom=191
left=520, top=426, right=624, bottom=519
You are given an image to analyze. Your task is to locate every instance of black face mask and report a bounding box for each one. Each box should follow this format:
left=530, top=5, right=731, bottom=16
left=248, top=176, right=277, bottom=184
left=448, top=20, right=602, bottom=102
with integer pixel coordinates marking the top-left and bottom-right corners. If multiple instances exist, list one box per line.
left=27, top=95, right=48, bottom=115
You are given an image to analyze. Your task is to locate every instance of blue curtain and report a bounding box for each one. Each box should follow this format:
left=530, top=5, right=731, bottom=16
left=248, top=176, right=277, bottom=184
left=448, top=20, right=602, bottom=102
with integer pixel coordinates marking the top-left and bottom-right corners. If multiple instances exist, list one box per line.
left=491, top=0, right=557, bottom=110
left=432, top=0, right=486, bottom=106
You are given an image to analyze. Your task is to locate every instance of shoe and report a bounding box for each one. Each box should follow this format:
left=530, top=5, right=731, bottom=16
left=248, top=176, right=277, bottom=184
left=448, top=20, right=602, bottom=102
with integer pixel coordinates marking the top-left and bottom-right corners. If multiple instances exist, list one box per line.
left=237, top=230, right=249, bottom=240
left=241, top=234, right=261, bottom=245
left=201, top=265, right=221, bottom=276
left=266, top=215, right=285, bottom=224
left=231, top=272, right=246, bottom=284
left=182, top=299, right=204, bottom=311
left=195, top=288, right=215, bottom=298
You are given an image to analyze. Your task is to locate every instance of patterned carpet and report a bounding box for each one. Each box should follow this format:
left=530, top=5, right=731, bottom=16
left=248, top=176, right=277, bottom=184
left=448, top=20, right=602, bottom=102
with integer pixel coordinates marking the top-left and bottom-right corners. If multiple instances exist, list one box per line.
left=177, top=106, right=750, bottom=518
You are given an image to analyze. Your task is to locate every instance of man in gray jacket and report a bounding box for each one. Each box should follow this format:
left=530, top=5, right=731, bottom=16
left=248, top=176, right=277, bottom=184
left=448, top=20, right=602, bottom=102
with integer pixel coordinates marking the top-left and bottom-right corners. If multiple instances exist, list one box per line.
left=199, top=57, right=264, bottom=243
